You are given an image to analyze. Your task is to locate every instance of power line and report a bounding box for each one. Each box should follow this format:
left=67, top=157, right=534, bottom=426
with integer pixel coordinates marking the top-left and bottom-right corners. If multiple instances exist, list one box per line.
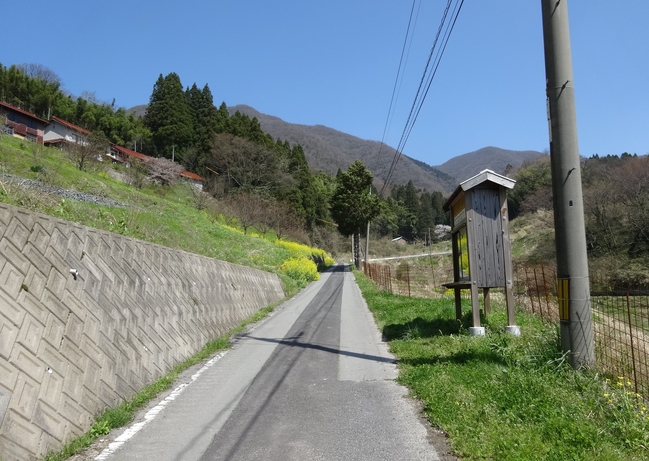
left=376, top=0, right=420, bottom=173
left=384, top=0, right=463, bottom=191
left=408, top=0, right=465, bottom=143
left=380, top=0, right=465, bottom=194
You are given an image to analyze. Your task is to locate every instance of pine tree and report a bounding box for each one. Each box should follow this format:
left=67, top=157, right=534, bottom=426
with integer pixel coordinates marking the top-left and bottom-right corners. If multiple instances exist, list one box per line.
left=430, top=191, right=448, bottom=225
left=391, top=180, right=420, bottom=241
left=418, top=192, right=435, bottom=243
left=185, top=83, right=219, bottom=171
left=215, top=102, right=230, bottom=133
left=143, top=73, right=193, bottom=159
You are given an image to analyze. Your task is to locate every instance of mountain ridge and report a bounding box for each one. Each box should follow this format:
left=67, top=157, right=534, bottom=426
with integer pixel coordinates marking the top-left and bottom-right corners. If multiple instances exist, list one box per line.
left=435, top=146, right=546, bottom=183
left=129, top=103, right=544, bottom=194
left=228, top=104, right=544, bottom=193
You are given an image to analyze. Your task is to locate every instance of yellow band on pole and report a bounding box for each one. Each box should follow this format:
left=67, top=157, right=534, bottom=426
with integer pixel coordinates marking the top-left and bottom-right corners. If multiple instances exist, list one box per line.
left=557, top=278, right=570, bottom=321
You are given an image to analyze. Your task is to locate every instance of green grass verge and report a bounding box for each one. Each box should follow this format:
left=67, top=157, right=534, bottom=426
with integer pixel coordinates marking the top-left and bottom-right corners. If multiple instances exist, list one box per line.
left=354, top=271, right=649, bottom=461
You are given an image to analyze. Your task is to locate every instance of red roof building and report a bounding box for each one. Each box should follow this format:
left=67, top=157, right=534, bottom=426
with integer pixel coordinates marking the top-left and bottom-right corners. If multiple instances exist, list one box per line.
left=109, top=144, right=205, bottom=187
left=0, top=101, right=48, bottom=144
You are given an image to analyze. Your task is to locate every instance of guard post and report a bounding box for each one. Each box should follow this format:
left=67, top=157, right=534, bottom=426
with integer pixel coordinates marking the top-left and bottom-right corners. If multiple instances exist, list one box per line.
left=443, top=170, right=518, bottom=337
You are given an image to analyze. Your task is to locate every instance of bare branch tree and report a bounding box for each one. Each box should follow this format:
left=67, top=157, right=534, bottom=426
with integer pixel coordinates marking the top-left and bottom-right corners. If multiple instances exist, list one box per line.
left=224, top=191, right=268, bottom=234
left=264, top=200, right=302, bottom=241
left=68, top=131, right=109, bottom=171
left=191, top=186, right=214, bottom=211
left=17, top=63, right=61, bottom=84
left=208, top=133, right=281, bottom=193
left=125, top=157, right=149, bottom=189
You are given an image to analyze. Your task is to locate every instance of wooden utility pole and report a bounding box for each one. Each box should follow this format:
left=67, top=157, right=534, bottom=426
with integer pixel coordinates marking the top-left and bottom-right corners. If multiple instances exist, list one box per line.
left=541, top=0, right=595, bottom=369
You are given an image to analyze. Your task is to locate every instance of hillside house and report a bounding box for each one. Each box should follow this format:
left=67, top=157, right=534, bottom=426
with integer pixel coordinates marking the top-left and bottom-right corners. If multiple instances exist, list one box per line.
left=44, top=116, right=91, bottom=147
left=109, top=144, right=205, bottom=189
left=108, top=143, right=152, bottom=164
left=0, top=101, right=47, bottom=144
left=179, top=170, right=205, bottom=189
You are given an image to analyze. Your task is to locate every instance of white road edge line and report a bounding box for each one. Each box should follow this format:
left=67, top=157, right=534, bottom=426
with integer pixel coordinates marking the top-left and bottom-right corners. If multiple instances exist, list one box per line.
left=94, top=350, right=229, bottom=460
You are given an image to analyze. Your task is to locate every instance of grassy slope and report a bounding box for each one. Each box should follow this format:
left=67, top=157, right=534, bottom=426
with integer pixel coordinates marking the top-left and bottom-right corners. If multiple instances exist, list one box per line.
left=0, top=135, right=300, bottom=293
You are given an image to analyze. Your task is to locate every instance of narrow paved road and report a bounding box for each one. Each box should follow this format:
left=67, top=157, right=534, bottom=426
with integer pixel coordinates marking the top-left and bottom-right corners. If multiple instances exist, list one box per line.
left=94, top=266, right=444, bottom=460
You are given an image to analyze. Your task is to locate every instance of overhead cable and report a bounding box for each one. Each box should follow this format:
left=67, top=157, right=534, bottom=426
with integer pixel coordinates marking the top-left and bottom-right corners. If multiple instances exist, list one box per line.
left=376, top=0, right=420, bottom=177
left=380, top=0, right=465, bottom=194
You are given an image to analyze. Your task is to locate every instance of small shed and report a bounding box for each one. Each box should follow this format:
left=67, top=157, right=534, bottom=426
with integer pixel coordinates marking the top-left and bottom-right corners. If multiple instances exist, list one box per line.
left=443, top=169, right=518, bottom=336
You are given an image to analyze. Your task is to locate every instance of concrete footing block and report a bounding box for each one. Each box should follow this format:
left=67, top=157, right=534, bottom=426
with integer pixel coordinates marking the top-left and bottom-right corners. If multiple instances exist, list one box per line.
left=505, top=325, right=521, bottom=336
left=469, top=327, right=485, bottom=337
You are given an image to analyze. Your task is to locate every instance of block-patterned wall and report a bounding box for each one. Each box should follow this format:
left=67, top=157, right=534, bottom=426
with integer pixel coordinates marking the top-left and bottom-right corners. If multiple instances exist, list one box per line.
left=0, top=203, right=285, bottom=460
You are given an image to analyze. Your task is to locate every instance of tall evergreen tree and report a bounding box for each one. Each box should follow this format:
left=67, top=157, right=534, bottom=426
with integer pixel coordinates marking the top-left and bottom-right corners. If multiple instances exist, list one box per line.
left=430, top=191, right=448, bottom=225
left=391, top=180, right=420, bottom=241
left=185, top=83, right=219, bottom=171
left=287, top=144, right=319, bottom=229
left=215, top=102, right=230, bottom=133
left=228, top=111, right=274, bottom=147
left=330, top=160, right=381, bottom=269
left=143, top=73, right=193, bottom=159
left=418, top=192, right=435, bottom=243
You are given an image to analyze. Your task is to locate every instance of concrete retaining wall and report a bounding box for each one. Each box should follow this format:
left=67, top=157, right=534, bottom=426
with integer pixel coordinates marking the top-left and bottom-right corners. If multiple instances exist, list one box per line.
left=0, top=203, right=285, bottom=460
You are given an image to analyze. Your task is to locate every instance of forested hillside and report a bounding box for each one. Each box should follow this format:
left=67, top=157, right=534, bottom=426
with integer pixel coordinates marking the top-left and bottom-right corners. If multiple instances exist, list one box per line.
left=508, top=153, right=649, bottom=285
left=0, top=63, right=450, bottom=247
left=227, top=105, right=457, bottom=193
left=227, top=105, right=545, bottom=190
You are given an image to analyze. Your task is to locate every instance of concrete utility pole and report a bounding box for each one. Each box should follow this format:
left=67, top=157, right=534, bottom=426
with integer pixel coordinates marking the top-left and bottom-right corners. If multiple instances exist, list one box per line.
left=365, top=187, right=371, bottom=273
left=541, top=0, right=595, bottom=369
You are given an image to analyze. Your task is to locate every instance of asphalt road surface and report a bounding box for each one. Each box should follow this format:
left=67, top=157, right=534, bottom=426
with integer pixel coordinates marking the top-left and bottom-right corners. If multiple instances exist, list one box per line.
left=94, top=265, right=445, bottom=461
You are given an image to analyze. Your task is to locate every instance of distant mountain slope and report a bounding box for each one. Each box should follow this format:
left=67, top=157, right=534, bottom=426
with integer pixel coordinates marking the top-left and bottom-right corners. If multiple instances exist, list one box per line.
left=127, top=104, right=147, bottom=118
left=229, top=105, right=456, bottom=193
left=129, top=102, right=544, bottom=194
left=435, top=146, right=545, bottom=183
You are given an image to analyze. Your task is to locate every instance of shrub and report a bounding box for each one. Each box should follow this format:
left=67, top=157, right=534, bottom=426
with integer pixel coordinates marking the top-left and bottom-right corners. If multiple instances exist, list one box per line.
left=274, top=240, right=330, bottom=267
left=281, top=257, right=319, bottom=286
left=274, top=240, right=314, bottom=259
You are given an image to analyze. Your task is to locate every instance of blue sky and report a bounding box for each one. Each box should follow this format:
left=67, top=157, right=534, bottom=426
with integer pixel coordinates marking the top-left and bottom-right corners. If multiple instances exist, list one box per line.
left=4, top=1, right=648, bottom=166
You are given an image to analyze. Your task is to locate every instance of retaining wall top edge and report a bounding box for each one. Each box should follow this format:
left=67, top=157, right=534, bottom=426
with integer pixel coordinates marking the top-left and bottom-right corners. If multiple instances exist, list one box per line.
left=0, top=202, right=281, bottom=279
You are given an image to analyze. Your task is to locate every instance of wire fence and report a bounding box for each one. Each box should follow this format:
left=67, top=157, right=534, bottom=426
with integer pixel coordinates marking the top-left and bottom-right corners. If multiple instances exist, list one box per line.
left=364, top=254, right=454, bottom=299
left=591, top=289, right=649, bottom=396
left=364, top=258, right=649, bottom=398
